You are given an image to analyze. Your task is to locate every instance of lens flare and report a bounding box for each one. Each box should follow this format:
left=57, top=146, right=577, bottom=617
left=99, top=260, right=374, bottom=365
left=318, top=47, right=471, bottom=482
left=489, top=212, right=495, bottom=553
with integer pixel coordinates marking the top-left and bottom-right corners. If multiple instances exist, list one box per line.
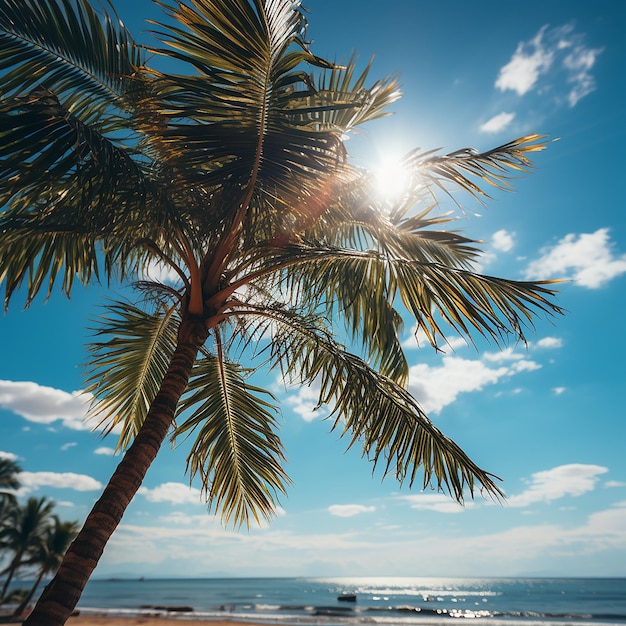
left=373, top=155, right=410, bottom=204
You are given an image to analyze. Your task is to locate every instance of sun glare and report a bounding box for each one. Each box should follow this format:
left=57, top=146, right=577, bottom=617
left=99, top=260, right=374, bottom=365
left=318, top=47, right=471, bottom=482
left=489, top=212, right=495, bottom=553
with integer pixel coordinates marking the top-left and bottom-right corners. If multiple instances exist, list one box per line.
left=373, top=154, right=410, bottom=205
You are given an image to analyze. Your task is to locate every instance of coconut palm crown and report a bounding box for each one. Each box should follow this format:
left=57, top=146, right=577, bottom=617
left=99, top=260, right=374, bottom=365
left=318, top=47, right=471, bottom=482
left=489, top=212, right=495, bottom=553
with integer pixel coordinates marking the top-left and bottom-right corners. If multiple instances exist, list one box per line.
left=0, top=0, right=562, bottom=624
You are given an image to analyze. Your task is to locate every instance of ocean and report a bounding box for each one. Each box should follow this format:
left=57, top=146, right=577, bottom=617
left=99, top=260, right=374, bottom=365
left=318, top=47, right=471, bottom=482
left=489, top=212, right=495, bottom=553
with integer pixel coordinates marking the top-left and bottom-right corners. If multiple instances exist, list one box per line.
left=73, top=577, right=626, bottom=625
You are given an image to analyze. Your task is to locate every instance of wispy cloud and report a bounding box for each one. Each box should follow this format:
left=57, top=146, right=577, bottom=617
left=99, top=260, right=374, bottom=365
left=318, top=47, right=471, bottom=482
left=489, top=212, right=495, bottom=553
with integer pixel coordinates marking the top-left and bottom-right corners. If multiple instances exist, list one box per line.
left=401, top=325, right=467, bottom=353
left=95, top=500, right=626, bottom=578
left=328, top=504, right=376, bottom=518
left=94, top=447, right=116, bottom=456
left=397, top=493, right=469, bottom=514
left=496, top=26, right=555, bottom=96
left=495, top=24, right=603, bottom=107
left=281, top=379, right=330, bottom=423
left=535, top=337, right=563, bottom=349
left=18, top=471, right=102, bottom=493
left=480, top=112, right=515, bottom=134
left=0, top=451, right=19, bottom=461
left=507, top=464, right=608, bottom=507
left=408, top=353, right=540, bottom=415
left=525, top=228, right=626, bottom=288
left=563, top=43, right=604, bottom=106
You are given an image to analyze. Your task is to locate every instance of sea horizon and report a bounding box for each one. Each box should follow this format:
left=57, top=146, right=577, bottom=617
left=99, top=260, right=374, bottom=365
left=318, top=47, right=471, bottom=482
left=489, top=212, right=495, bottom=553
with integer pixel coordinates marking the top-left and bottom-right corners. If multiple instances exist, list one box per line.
left=69, top=575, right=626, bottom=625
left=6, top=575, right=626, bottom=625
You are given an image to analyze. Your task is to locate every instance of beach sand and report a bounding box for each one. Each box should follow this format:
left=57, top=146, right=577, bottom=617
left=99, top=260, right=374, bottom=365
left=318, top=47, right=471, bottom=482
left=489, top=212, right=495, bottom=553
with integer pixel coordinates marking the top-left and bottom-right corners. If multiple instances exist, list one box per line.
left=67, top=615, right=246, bottom=626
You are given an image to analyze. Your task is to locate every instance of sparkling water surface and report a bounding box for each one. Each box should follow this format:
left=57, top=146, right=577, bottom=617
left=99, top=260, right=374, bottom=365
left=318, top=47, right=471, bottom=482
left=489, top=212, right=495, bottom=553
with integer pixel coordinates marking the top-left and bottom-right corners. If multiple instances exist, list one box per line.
left=74, top=577, right=626, bottom=625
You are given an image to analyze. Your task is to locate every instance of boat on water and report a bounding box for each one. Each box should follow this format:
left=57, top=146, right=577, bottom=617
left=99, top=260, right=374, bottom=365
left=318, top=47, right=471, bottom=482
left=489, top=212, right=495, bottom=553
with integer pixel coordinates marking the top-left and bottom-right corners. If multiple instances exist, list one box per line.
left=337, top=593, right=357, bottom=602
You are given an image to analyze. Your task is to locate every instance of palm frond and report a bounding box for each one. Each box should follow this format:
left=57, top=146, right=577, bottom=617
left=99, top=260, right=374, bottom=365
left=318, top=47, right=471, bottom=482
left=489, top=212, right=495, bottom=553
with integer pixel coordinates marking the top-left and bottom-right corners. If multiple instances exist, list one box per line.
left=173, top=347, right=288, bottom=527
left=240, top=243, right=562, bottom=350
left=308, top=56, right=401, bottom=132
left=312, top=187, right=483, bottom=270
left=84, top=298, right=180, bottom=450
left=0, top=88, right=154, bottom=306
left=233, top=303, right=502, bottom=502
left=145, top=0, right=356, bottom=205
left=404, top=134, right=548, bottom=204
left=0, top=0, right=143, bottom=110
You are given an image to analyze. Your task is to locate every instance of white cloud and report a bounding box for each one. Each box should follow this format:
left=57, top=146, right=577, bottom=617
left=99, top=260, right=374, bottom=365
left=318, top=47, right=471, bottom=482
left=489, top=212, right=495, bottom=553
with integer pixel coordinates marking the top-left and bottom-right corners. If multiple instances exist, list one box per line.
left=444, top=336, right=469, bottom=352
left=0, top=380, right=90, bottom=430
left=507, top=464, right=608, bottom=508
left=564, top=45, right=604, bottom=106
left=480, top=112, right=515, bottom=134
left=398, top=493, right=469, bottom=514
left=402, top=324, right=430, bottom=350
left=138, top=482, right=204, bottom=505
left=509, top=359, right=541, bottom=374
left=18, top=471, right=102, bottom=493
left=483, top=347, right=524, bottom=363
left=93, top=500, right=626, bottom=578
left=605, top=481, right=626, bottom=489
left=94, top=447, right=116, bottom=456
left=525, top=229, right=626, bottom=288
left=495, top=24, right=602, bottom=107
left=328, top=504, right=376, bottom=518
left=491, top=229, right=515, bottom=252
left=0, top=451, right=18, bottom=461
left=496, top=26, right=554, bottom=95
left=552, top=386, right=567, bottom=395
left=536, top=337, right=563, bottom=349
left=61, top=442, right=78, bottom=451
left=282, top=380, right=329, bottom=422
left=144, top=260, right=183, bottom=285
left=408, top=353, right=540, bottom=414
left=402, top=325, right=467, bottom=353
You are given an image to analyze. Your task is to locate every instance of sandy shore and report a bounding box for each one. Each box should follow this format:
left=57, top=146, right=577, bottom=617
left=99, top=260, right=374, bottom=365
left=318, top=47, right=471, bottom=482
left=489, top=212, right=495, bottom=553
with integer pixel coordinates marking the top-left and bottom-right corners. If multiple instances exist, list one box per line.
left=67, top=615, right=254, bottom=626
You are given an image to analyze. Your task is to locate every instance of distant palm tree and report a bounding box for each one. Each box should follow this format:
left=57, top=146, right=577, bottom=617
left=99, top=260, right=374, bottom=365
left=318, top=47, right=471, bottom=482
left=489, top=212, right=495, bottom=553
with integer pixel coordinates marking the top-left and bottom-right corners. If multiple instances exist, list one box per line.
left=0, top=458, right=21, bottom=504
left=0, top=1, right=562, bottom=624
left=12, top=518, right=80, bottom=618
left=0, top=498, right=55, bottom=601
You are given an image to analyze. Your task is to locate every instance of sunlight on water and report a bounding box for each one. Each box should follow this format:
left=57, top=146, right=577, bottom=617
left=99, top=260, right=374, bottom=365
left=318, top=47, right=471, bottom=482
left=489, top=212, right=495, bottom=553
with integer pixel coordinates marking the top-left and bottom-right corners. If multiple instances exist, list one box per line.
left=75, top=576, right=626, bottom=626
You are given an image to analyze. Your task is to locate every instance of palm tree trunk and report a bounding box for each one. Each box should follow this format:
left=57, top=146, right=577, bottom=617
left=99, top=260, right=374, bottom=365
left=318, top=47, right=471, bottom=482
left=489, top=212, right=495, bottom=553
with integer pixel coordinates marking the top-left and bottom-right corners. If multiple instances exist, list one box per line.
left=0, top=549, right=23, bottom=600
left=23, top=318, right=208, bottom=626
left=13, top=568, right=45, bottom=617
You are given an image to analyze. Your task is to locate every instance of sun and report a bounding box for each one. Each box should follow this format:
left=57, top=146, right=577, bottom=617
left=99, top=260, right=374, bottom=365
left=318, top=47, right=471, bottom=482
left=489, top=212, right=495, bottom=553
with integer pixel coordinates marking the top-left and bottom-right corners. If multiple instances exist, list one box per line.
left=372, top=153, right=410, bottom=205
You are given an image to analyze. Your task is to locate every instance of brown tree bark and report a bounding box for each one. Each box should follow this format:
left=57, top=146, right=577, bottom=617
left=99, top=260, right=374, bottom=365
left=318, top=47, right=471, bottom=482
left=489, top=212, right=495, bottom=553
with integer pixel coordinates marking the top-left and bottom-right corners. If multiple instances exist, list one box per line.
left=23, top=318, right=208, bottom=626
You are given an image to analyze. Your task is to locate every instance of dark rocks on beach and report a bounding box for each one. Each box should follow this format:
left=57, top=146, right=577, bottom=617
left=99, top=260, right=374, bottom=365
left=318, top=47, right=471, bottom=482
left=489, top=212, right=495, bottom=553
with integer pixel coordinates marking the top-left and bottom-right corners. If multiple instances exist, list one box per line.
left=140, top=605, right=194, bottom=613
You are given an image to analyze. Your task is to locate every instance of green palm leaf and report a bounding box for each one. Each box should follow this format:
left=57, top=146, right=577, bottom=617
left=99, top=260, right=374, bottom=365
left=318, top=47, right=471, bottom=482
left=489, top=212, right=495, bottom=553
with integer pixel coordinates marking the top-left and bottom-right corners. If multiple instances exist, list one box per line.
left=0, top=0, right=152, bottom=308
left=233, top=303, right=502, bottom=501
left=0, top=0, right=142, bottom=108
left=310, top=56, right=401, bottom=131
left=149, top=0, right=336, bottom=180
left=402, top=134, right=548, bottom=203
left=174, top=346, right=288, bottom=527
left=255, top=243, right=561, bottom=348
left=84, top=297, right=180, bottom=450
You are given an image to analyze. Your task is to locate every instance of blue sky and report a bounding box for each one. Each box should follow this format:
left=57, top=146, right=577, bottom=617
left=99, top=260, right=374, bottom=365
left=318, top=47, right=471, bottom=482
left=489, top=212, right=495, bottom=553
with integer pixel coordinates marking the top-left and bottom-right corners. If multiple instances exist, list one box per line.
left=1, top=0, right=625, bottom=579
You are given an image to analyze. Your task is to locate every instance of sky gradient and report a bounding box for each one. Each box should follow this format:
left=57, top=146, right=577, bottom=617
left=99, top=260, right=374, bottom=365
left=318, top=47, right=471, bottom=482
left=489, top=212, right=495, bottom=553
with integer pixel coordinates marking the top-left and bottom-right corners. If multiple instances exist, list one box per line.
left=1, top=0, right=625, bottom=579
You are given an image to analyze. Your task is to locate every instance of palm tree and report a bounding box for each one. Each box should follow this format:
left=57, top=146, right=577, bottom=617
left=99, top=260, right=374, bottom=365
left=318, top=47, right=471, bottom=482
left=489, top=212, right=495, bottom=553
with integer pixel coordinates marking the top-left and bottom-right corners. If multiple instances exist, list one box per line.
left=0, top=497, right=55, bottom=602
left=12, top=517, right=80, bottom=618
left=0, top=1, right=562, bottom=624
left=0, top=458, right=21, bottom=592
left=0, top=458, right=21, bottom=507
